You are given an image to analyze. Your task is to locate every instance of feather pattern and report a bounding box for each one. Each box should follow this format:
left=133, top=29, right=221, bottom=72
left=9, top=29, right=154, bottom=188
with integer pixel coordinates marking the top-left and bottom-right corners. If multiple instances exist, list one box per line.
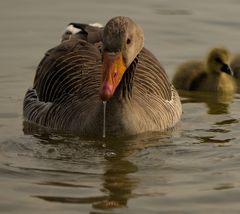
left=24, top=17, right=182, bottom=136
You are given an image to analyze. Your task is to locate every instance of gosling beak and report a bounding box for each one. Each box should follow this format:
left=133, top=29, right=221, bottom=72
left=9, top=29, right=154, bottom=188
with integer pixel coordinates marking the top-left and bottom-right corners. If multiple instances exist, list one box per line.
left=221, top=64, right=233, bottom=76
left=100, top=52, right=126, bottom=101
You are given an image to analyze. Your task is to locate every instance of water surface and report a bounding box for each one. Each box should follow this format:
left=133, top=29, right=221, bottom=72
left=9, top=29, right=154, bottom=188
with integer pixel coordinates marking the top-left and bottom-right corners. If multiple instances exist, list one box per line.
left=1, top=0, right=240, bottom=213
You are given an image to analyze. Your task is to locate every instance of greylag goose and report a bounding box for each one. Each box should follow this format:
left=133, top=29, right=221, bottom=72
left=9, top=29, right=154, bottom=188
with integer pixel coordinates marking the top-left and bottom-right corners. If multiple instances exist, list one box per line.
left=23, top=16, right=182, bottom=137
left=172, top=47, right=237, bottom=94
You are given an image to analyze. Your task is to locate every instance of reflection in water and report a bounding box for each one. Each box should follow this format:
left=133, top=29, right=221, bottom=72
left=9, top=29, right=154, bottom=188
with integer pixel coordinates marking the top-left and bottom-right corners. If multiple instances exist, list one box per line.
left=22, top=121, right=177, bottom=211
left=215, top=118, right=239, bottom=125
left=178, top=90, right=240, bottom=146
left=93, top=159, right=138, bottom=209
left=179, top=90, right=234, bottom=114
left=22, top=122, right=141, bottom=210
left=213, top=183, right=235, bottom=191
left=195, top=135, right=234, bottom=144
left=34, top=195, right=109, bottom=204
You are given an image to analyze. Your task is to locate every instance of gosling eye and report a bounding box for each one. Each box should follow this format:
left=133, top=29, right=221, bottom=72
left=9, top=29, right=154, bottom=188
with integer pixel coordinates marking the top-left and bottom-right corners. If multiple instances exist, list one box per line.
left=126, top=38, right=131, bottom=45
left=215, top=57, right=223, bottom=64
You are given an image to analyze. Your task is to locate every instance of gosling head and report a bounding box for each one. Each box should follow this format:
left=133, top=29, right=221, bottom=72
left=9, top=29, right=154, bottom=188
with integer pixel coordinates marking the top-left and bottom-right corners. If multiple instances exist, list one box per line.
left=206, top=47, right=233, bottom=76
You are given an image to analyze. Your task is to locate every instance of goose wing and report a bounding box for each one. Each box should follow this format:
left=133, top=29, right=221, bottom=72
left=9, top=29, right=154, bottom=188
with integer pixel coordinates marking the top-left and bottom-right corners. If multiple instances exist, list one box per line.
left=134, top=48, right=173, bottom=101
left=34, top=39, right=102, bottom=102
left=23, top=38, right=102, bottom=129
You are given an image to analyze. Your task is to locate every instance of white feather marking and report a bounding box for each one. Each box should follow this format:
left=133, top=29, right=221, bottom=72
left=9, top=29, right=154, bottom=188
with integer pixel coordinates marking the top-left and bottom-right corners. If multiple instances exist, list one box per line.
left=89, top=22, right=103, bottom=28
left=65, top=24, right=81, bottom=34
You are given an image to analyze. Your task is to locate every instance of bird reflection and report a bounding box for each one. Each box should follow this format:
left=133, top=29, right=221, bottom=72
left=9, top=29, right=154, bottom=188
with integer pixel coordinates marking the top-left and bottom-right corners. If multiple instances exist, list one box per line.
left=93, top=158, right=138, bottom=209
left=22, top=122, right=141, bottom=210
left=178, top=90, right=235, bottom=114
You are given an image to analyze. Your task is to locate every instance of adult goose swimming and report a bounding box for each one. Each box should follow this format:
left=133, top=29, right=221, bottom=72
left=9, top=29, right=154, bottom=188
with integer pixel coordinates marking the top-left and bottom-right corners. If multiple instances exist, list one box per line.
left=172, top=47, right=237, bottom=94
left=23, top=16, right=182, bottom=137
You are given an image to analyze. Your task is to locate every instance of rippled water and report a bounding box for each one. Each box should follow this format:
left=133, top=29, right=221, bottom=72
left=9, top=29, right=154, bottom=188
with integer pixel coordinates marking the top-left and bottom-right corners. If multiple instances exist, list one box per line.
left=1, top=0, right=240, bottom=213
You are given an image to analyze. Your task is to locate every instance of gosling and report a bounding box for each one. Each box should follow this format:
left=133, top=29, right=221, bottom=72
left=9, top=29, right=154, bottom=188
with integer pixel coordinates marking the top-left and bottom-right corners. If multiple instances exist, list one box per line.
left=172, top=47, right=237, bottom=94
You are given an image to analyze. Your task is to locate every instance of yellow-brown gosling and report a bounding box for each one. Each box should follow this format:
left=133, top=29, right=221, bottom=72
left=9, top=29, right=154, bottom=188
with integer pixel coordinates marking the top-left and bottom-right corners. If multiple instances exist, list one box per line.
left=172, top=47, right=237, bottom=94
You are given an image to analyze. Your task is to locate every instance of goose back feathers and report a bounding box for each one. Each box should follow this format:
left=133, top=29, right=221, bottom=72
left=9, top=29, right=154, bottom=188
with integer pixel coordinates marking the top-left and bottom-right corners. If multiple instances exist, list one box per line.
left=23, top=16, right=182, bottom=136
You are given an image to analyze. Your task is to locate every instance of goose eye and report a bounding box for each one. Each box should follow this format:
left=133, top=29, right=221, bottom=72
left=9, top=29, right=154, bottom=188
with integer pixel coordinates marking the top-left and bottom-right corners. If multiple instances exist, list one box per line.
left=126, top=38, right=131, bottom=45
left=215, top=57, right=222, bottom=64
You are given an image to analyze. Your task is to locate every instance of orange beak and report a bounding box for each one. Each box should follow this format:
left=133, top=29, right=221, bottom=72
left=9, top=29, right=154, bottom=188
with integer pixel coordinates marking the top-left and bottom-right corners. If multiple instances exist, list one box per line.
left=100, top=52, right=126, bottom=101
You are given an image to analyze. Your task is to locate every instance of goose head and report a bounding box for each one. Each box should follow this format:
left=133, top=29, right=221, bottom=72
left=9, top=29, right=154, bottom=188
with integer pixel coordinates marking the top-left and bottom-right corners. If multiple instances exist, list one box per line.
left=206, top=47, right=233, bottom=76
left=100, top=16, right=144, bottom=101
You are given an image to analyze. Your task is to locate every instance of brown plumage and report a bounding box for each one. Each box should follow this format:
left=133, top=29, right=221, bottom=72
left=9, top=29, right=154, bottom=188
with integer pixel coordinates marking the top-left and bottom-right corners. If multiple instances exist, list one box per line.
left=23, top=16, right=182, bottom=137
left=172, top=47, right=237, bottom=94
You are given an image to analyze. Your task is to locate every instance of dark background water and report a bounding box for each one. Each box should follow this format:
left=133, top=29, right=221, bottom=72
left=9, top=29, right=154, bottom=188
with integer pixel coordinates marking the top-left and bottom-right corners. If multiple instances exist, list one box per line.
left=1, top=0, right=240, bottom=213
